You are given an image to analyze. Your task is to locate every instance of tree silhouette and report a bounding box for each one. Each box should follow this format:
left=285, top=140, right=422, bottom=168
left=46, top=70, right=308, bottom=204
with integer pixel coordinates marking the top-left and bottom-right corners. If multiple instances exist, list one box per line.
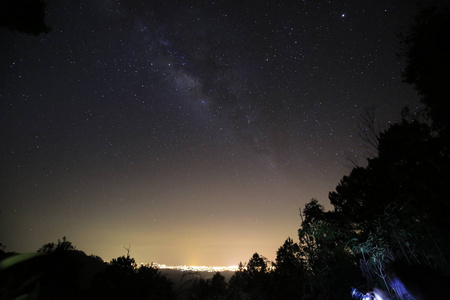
left=272, top=238, right=304, bottom=300
left=293, top=5, right=450, bottom=299
left=109, top=254, right=136, bottom=275
left=38, top=236, right=76, bottom=253
left=298, top=199, right=364, bottom=299
left=135, top=265, right=174, bottom=300
left=0, top=0, right=50, bottom=35
left=187, top=272, right=227, bottom=300
left=399, top=6, right=450, bottom=132
left=242, top=253, right=273, bottom=300
left=227, top=263, right=247, bottom=300
left=274, top=238, right=302, bottom=276
left=246, top=253, right=269, bottom=276
left=1, top=239, right=175, bottom=299
left=11, top=237, right=84, bottom=299
left=210, top=272, right=227, bottom=298
left=227, top=254, right=274, bottom=300
left=89, top=252, right=173, bottom=300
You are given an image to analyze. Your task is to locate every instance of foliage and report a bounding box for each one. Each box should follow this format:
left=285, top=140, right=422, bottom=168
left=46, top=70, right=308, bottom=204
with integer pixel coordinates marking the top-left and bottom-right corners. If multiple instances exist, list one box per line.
left=187, top=272, right=227, bottom=300
left=89, top=254, right=104, bottom=262
left=227, top=253, right=273, bottom=300
left=272, top=238, right=305, bottom=300
left=0, top=0, right=51, bottom=35
left=0, top=239, right=174, bottom=300
left=90, top=253, right=173, bottom=300
left=274, top=237, right=302, bottom=277
left=298, top=200, right=362, bottom=299
left=399, top=6, right=450, bottom=132
left=317, top=8, right=450, bottom=295
left=351, top=228, right=395, bottom=294
left=226, top=263, right=247, bottom=300
left=109, top=254, right=137, bottom=274
left=38, top=236, right=76, bottom=253
left=1, top=238, right=86, bottom=300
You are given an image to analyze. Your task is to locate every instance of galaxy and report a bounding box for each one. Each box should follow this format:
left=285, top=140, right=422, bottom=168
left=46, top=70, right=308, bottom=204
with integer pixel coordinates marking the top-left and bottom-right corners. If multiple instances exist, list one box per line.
left=0, top=0, right=427, bottom=266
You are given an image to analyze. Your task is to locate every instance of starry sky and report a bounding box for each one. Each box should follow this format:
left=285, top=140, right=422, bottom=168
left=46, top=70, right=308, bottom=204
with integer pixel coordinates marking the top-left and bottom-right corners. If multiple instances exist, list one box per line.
left=0, top=0, right=429, bottom=266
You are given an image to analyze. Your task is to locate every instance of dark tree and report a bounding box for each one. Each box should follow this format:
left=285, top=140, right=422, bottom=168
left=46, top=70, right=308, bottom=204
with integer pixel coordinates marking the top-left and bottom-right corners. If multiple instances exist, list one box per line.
left=246, top=253, right=269, bottom=276
left=7, top=238, right=85, bottom=299
left=227, top=263, right=247, bottom=300
left=298, top=199, right=363, bottom=299
left=38, top=236, right=76, bottom=253
left=227, top=254, right=273, bottom=300
left=108, top=254, right=136, bottom=275
left=328, top=119, right=450, bottom=297
left=0, top=0, right=50, bottom=35
left=272, top=238, right=304, bottom=300
left=187, top=272, right=227, bottom=300
left=274, top=238, right=302, bottom=276
left=331, top=119, right=450, bottom=243
left=292, top=5, right=450, bottom=299
left=300, top=198, right=325, bottom=226
left=242, top=253, right=273, bottom=300
left=135, top=265, right=174, bottom=300
left=399, top=6, right=450, bottom=132
left=209, top=272, right=227, bottom=298
left=89, top=253, right=173, bottom=300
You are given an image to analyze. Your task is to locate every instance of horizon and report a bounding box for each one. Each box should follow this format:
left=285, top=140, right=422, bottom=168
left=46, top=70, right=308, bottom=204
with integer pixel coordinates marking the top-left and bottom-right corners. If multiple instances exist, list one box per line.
left=2, top=233, right=292, bottom=267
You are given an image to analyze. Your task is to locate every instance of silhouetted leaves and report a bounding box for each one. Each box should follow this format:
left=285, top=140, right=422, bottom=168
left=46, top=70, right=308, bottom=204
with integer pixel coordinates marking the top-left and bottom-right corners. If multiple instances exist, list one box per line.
left=399, top=6, right=450, bottom=132
left=187, top=272, right=227, bottom=300
left=90, top=254, right=173, bottom=300
left=272, top=238, right=304, bottom=300
left=0, top=239, right=174, bottom=300
left=38, top=236, right=76, bottom=253
left=0, top=0, right=50, bottom=35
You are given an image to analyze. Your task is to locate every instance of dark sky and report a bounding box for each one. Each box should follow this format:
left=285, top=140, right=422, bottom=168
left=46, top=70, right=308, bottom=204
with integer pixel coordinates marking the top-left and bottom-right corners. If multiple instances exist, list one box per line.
left=0, top=0, right=427, bottom=266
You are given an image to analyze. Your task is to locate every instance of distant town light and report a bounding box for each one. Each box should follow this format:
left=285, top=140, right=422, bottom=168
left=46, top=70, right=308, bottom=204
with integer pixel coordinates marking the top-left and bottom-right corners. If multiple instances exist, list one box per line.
left=138, top=263, right=240, bottom=272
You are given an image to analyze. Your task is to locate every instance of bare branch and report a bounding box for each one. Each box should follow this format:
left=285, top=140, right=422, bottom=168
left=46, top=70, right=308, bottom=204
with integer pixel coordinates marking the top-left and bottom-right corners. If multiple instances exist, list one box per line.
left=342, top=149, right=361, bottom=169
left=356, top=106, right=381, bottom=158
left=123, top=245, right=131, bottom=257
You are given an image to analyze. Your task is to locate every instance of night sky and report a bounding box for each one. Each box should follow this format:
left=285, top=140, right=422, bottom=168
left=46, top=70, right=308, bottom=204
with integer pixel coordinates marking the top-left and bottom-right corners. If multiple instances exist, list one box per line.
left=0, top=0, right=428, bottom=266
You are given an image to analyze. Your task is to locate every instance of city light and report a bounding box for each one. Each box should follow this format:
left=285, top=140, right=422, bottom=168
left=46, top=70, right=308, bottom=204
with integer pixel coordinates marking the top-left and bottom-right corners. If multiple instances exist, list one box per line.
left=139, top=263, right=240, bottom=272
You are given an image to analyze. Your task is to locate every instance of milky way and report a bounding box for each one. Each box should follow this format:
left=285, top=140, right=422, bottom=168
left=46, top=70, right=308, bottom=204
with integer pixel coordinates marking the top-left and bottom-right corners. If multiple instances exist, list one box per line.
left=0, top=0, right=427, bottom=265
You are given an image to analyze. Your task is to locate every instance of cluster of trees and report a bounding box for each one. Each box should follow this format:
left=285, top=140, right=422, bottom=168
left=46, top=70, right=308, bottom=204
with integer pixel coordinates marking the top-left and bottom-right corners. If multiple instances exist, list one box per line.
left=0, top=237, right=174, bottom=300
left=293, top=5, right=450, bottom=299
left=184, top=240, right=305, bottom=300
left=0, top=237, right=306, bottom=300
left=2, top=5, right=449, bottom=300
